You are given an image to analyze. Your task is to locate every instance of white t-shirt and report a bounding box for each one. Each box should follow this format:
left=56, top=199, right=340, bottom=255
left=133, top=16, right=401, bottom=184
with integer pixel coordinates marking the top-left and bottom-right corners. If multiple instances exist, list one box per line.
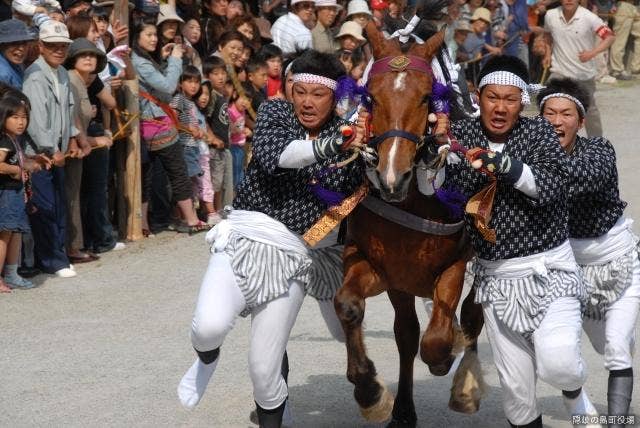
left=544, top=6, right=606, bottom=81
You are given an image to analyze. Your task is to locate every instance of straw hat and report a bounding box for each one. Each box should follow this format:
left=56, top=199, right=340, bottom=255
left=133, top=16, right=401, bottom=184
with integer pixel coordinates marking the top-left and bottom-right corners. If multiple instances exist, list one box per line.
left=346, top=0, right=372, bottom=17
left=157, top=4, right=184, bottom=26
left=470, top=7, right=491, bottom=24
left=335, top=20, right=366, bottom=41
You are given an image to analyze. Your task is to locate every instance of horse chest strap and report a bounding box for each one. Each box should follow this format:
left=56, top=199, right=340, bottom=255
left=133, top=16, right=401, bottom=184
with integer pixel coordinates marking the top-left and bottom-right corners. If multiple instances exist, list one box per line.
left=361, top=196, right=464, bottom=236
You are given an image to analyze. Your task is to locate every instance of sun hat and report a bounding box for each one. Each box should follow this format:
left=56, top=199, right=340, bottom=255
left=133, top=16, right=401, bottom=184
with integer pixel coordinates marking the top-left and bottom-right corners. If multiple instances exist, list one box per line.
left=315, top=0, right=343, bottom=10
left=335, top=21, right=366, bottom=41
left=39, top=20, right=73, bottom=44
left=64, top=37, right=107, bottom=71
left=0, top=19, right=36, bottom=45
left=347, top=0, right=372, bottom=16
left=470, top=7, right=491, bottom=24
left=157, top=4, right=185, bottom=26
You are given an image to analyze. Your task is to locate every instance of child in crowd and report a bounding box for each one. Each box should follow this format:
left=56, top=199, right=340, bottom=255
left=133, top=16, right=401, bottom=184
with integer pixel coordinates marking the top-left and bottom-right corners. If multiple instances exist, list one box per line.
left=0, top=93, right=47, bottom=292
left=202, top=57, right=233, bottom=218
left=242, top=56, right=268, bottom=128
left=171, top=66, right=205, bottom=197
left=258, top=43, right=283, bottom=98
left=195, top=81, right=223, bottom=225
left=227, top=90, right=251, bottom=189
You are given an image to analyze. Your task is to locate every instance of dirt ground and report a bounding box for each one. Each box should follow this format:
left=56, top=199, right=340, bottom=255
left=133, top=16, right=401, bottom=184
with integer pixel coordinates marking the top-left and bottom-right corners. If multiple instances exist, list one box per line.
left=0, top=81, right=639, bottom=428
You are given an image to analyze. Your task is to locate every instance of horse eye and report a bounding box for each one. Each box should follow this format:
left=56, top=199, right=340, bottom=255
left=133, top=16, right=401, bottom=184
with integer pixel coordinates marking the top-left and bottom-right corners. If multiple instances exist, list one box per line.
left=421, top=94, right=430, bottom=105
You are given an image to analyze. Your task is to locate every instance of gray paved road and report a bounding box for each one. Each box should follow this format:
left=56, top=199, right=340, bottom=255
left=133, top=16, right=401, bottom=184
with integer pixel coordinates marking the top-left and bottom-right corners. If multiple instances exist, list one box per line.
left=1, top=82, right=639, bottom=428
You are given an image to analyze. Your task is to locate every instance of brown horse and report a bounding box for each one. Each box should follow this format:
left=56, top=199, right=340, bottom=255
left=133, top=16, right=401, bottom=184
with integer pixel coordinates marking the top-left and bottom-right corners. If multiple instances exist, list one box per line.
left=334, top=22, right=486, bottom=427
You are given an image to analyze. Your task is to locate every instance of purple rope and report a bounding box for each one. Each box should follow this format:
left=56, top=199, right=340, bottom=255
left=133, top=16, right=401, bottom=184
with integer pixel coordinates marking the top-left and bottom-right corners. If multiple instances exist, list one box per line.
left=335, top=76, right=372, bottom=112
left=308, top=167, right=346, bottom=207
left=435, top=186, right=467, bottom=220
left=430, top=81, right=451, bottom=114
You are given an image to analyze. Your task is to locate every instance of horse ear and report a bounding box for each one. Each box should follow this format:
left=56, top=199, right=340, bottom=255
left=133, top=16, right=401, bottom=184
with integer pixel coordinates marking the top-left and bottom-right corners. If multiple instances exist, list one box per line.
left=365, top=20, right=390, bottom=59
left=411, top=28, right=446, bottom=60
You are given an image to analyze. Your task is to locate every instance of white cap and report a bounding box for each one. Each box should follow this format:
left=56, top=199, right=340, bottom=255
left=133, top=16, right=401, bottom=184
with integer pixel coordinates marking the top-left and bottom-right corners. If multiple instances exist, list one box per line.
left=39, top=20, right=72, bottom=43
left=347, top=0, right=372, bottom=17
left=336, top=20, right=366, bottom=41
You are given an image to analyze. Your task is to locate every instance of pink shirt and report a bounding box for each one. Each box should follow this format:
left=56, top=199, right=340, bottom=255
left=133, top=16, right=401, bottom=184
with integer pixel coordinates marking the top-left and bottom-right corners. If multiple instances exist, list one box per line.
left=228, top=103, right=246, bottom=146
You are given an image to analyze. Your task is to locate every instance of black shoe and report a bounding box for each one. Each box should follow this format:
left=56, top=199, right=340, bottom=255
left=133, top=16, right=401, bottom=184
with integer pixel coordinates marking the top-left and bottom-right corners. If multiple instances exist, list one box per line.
left=255, top=400, right=287, bottom=428
left=612, top=72, right=634, bottom=81
left=17, top=266, right=41, bottom=278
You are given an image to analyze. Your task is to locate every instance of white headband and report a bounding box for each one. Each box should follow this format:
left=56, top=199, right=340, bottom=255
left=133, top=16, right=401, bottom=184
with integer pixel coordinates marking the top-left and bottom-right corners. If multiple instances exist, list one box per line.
left=539, top=93, right=586, bottom=117
left=478, top=71, right=543, bottom=105
left=292, top=73, right=338, bottom=91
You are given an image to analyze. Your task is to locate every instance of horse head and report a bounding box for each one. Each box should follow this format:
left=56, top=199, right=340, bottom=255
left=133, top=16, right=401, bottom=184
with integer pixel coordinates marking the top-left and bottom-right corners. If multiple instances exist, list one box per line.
left=366, top=21, right=445, bottom=203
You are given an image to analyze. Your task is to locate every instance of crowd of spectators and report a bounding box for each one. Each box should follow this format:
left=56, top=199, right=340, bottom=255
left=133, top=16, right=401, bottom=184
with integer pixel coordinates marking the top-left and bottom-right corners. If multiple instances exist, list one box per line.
left=0, top=0, right=637, bottom=290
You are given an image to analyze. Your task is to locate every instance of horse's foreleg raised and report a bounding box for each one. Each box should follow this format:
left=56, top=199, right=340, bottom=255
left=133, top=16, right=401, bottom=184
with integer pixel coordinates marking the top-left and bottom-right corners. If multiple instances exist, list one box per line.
left=449, top=288, right=486, bottom=414
left=420, top=258, right=466, bottom=376
left=387, top=289, right=419, bottom=428
left=334, top=244, right=392, bottom=423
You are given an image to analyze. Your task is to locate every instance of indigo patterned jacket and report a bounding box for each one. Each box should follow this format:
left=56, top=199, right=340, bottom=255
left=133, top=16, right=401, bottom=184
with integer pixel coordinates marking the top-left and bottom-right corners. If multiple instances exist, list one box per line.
left=446, top=115, right=570, bottom=261
left=566, top=135, right=626, bottom=238
left=233, top=99, right=365, bottom=235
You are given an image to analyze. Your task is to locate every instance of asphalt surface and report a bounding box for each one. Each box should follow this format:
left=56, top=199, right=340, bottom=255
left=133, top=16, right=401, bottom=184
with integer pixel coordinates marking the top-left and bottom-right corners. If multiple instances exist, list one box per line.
left=1, top=81, right=639, bottom=428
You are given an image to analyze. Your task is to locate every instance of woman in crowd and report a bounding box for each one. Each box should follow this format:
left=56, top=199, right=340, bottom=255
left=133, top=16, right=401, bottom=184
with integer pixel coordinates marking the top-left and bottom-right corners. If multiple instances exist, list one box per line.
left=181, top=17, right=203, bottom=71
left=201, top=0, right=228, bottom=55
left=131, top=18, right=208, bottom=234
left=66, top=13, right=100, bottom=44
left=157, top=4, right=184, bottom=49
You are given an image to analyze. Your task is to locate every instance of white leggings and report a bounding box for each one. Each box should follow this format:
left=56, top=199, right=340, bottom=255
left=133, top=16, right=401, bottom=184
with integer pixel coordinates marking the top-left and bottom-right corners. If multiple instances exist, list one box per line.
left=583, top=257, right=640, bottom=371
left=190, top=252, right=305, bottom=409
left=483, top=297, right=587, bottom=425
left=190, top=252, right=345, bottom=409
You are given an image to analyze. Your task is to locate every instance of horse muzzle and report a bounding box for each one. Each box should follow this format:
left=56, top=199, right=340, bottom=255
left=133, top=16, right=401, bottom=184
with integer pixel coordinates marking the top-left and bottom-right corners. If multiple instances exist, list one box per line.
left=376, top=168, right=413, bottom=203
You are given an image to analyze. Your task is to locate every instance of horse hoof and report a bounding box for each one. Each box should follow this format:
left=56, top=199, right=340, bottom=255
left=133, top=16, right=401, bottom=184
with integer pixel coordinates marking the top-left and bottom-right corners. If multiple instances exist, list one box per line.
left=428, top=356, right=454, bottom=376
left=360, top=380, right=394, bottom=423
left=448, top=396, right=480, bottom=414
left=386, top=417, right=417, bottom=428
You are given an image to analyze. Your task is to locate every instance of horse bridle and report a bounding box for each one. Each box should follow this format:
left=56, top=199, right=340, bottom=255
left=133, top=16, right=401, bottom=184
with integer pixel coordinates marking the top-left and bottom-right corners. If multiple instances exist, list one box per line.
left=367, top=54, right=433, bottom=150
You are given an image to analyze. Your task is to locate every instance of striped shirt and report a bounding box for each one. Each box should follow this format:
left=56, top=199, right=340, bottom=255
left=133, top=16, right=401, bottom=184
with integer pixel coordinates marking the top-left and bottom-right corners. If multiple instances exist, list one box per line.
left=171, top=92, right=199, bottom=147
left=271, top=12, right=313, bottom=56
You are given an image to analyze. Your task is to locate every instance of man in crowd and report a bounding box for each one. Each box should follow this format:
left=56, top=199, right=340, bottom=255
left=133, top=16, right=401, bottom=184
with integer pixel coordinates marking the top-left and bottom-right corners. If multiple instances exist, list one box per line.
left=312, top=0, right=341, bottom=53
left=543, top=0, right=615, bottom=137
left=22, top=20, right=78, bottom=278
left=608, top=0, right=640, bottom=80
left=270, top=0, right=316, bottom=57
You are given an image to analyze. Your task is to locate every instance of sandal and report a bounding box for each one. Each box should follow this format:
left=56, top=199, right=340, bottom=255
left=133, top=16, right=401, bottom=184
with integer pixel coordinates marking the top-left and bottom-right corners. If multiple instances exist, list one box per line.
left=174, top=221, right=211, bottom=235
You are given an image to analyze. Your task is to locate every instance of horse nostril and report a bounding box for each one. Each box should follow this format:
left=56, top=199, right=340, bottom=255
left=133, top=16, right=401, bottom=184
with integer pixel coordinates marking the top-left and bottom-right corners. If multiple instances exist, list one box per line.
left=400, top=169, right=413, bottom=186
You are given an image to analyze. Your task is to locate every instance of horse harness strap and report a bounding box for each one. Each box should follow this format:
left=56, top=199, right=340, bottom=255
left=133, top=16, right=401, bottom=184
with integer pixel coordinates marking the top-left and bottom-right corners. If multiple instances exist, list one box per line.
left=361, top=196, right=464, bottom=236
left=369, top=129, right=423, bottom=148
left=368, top=54, right=432, bottom=78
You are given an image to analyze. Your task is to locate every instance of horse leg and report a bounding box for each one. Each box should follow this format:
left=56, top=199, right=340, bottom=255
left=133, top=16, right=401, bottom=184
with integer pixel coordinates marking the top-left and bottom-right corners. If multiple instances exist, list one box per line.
left=334, top=244, right=393, bottom=422
left=420, top=258, right=466, bottom=376
left=386, top=289, right=419, bottom=428
left=449, top=288, right=487, bottom=414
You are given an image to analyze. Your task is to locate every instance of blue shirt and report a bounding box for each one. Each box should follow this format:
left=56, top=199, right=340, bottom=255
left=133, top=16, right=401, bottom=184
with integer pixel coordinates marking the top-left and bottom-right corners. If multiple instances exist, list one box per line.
left=0, top=53, right=25, bottom=89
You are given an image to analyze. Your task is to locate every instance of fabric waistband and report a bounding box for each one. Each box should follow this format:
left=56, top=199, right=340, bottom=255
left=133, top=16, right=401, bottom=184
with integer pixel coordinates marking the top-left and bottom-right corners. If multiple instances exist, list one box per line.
left=477, top=240, right=577, bottom=278
left=570, top=217, right=636, bottom=265
left=206, top=209, right=308, bottom=255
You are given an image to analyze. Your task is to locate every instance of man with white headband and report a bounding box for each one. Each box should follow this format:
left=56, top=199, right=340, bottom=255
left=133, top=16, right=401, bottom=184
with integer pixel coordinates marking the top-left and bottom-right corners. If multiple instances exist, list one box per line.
left=177, top=50, right=368, bottom=427
left=444, top=55, right=596, bottom=428
left=538, top=78, right=639, bottom=428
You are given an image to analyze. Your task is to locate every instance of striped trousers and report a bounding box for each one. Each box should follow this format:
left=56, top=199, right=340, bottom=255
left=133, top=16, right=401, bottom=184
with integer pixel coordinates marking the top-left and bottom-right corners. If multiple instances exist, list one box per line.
left=483, top=296, right=587, bottom=425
